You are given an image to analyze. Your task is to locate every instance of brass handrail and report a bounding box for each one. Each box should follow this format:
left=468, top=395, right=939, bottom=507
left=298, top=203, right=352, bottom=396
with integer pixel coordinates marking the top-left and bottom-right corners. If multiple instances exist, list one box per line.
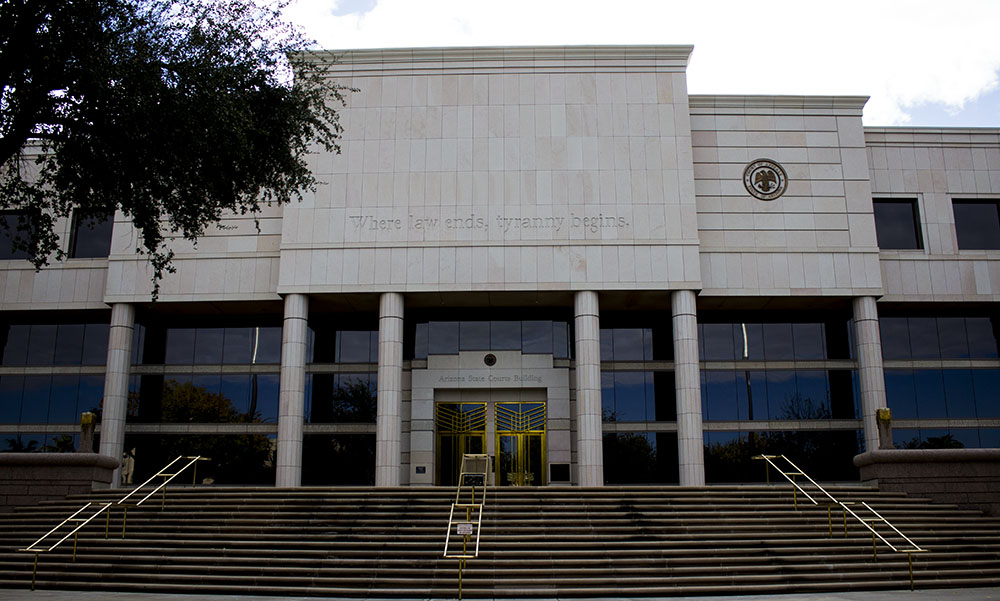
left=116, top=455, right=210, bottom=538
left=754, top=454, right=927, bottom=590
left=19, top=502, right=113, bottom=591
left=17, top=455, right=210, bottom=591
left=444, top=454, right=489, bottom=600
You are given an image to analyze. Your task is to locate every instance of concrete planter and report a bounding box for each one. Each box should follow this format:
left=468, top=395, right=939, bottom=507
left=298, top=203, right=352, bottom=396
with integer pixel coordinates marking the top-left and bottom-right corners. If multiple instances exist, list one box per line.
left=855, top=449, right=1000, bottom=516
left=0, top=453, right=119, bottom=512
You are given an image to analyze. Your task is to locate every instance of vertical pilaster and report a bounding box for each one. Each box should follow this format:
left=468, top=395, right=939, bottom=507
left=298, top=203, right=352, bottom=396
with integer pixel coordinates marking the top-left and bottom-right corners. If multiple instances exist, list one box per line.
left=853, top=296, right=887, bottom=452
left=672, top=290, right=705, bottom=486
left=376, top=292, right=404, bottom=487
left=276, top=294, right=308, bottom=487
left=99, top=303, right=135, bottom=487
left=574, top=291, right=603, bottom=486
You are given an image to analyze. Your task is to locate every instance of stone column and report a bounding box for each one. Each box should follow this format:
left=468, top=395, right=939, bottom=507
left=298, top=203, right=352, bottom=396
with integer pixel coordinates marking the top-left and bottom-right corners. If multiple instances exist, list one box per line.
left=276, top=294, right=308, bottom=487
left=853, top=296, right=888, bottom=452
left=99, top=303, right=135, bottom=487
left=574, top=291, right=603, bottom=487
left=376, top=292, right=404, bottom=487
left=672, top=290, right=705, bottom=486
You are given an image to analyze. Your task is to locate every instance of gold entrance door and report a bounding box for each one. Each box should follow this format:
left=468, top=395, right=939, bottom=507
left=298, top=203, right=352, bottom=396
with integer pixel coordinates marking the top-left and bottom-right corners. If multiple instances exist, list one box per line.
left=495, top=402, right=546, bottom=486
left=435, top=403, right=487, bottom=486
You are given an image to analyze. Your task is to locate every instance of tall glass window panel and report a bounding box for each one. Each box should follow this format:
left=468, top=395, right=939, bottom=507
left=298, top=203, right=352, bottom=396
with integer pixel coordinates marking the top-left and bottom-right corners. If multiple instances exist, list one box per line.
left=907, top=317, right=940, bottom=359
left=762, top=323, right=794, bottom=360
left=336, top=330, right=378, bottom=363
left=69, top=211, right=114, bottom=258
left=914, top=369, right=948, bottom=418
left=0, top=211, right=34, bottom=260
left=0, top=375, right=24, bottom=423
left=885, top=370, right=917, bottom=419
left=873, top=199, right=923, bottom=250
left=428, top=321, right=460, bottom=355
left=491, top=321, right=521, bottom=350
left=792, top=323, right=826, bottom=360
left=47, top=376, right=81, bottom=424
left=700, top=323, right=737, bottom=361
left=972, top=370, right=1000, bottom=418
left=459, top=321, right=490, bottom=351
left=942, top=369, right=977, bottom=419
left=521, top=321, right=553, bottom=354
left=19, top=376, right=51, bottom=424
left=26, top=324, right=57, bottom=365
left=701, top=371, right=747, bottom=421
left=966, top=317, right=1000, bottom=358
left=953, top=200, right=1000, bottom=250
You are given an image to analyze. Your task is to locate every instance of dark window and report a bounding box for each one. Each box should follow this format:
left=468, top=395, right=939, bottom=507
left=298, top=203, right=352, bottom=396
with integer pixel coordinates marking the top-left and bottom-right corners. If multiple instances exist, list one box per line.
left=69, top=211, right=113, bottom=258
left=873, top=200, right=922, bottom=249
left=410, top=316, right=572, bottom=359
left=704, top=430, right=860, bottom=482
left=698, top=312, right=850, bottom=361
left=602, top=432, right=679, bottom=484
left=879, top=314, right=1000, bottom=360
left=953, top=200, right=1000, bottom=250
left=0, top=211, right=35, bottom=260
left=306, top=373, right=376, bottom=423
left=129, top=373, right=277, bottom=424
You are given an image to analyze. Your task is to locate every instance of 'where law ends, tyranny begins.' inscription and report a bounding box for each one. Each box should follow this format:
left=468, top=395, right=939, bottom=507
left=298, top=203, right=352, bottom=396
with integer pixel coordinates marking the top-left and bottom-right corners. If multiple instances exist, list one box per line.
left=348, top=212, right=630, bottom=236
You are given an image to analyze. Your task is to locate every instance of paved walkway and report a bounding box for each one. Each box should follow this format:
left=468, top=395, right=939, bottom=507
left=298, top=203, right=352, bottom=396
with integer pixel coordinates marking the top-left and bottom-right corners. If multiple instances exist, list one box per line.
left=0, top=588, right=998, bottom=601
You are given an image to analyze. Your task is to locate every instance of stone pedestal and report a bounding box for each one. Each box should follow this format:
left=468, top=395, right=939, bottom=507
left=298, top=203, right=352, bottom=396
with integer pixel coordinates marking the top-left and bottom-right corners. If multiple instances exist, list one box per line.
left=0, top=454, right=119, bottom=511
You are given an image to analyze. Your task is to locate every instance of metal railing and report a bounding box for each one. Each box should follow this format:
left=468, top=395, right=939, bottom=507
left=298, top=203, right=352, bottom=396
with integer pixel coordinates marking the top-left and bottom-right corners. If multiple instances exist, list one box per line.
left=116, top=455, right=209, bottom=538
left=444, top=454, right=489, bottom=600
left=19, top=455, right=209, bottom=591
left=754, top=454, right=927, bottom=590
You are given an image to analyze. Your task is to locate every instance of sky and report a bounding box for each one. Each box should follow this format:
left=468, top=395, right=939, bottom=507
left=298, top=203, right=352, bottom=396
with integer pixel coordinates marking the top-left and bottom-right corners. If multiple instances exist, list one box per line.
left=283, top=0, right=1000, bottom=128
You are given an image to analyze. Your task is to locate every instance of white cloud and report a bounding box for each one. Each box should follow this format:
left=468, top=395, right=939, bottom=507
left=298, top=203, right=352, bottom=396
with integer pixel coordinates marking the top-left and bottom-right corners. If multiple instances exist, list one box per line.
left=285, top=0, right=1000, bottom=125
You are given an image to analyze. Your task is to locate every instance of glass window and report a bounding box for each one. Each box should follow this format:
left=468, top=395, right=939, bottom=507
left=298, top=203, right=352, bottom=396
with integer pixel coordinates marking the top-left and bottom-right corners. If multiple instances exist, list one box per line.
left=19, top=376, right=51, bottom=424
left=491, top=321, right=521, bottom=350
left=914, top=369, right=947, bottom=418
left=701, top=371, right=745, bottom=421
left=943, top=369, right=977, bottom=418
left=26, top=324, right=57, bottom=365
left=521, top=321, right=552, bottom=354
left=164, top=328, right=196, bottom=364
left=966, top=317, right=1000, bottom=358
left=953, top=200, right=1000, bottom=250
left=306, top=373, right=376, bottom=423
left=47, top=375, right=80, bottom=424
left=193, top=328, right=224, bottom=364
left=0, top=211, right=35, bottom=260
left=337, top=330, right=377, bottom=363
left=705, top=430, right=860, bottom=482
left=123, top=433, right=276, bottom=485
left=0, top=376, right=24, bottom=423
left=972, top=370, right=1000, bottom=418
left=701, top=323, right=736, bottom=361
left=792, top=323, right=825, bottom=360
left=459, top=321, right=489, bottom=350
left=873, top=199, right=922, bottom=250
left=69, top=211, right=113, bottom=258
left=429, top=321, right=459, bottom=355
left=907, top=317, right=940, bottom=359
left=762, top=323, right=794, bottom=360
left=602, top=432, right=679, bottom=484
left=302, top=434, right=375, bottom=485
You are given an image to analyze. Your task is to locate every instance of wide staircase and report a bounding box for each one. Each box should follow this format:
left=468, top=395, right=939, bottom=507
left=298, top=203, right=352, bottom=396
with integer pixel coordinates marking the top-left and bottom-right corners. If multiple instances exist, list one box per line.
left=1, top=484, right=999, bottom=597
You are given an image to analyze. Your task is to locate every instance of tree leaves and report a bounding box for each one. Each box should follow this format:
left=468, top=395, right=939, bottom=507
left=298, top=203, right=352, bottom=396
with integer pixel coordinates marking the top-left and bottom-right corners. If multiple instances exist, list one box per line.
left=0, top=0, right=350, bottom=298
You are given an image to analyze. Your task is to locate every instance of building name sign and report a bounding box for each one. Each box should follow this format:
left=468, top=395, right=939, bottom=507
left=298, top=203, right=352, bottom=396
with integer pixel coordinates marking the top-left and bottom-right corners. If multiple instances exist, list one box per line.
left=437, top=373, right=545, bottom=385
left=349, top=212, right=629, bottom=235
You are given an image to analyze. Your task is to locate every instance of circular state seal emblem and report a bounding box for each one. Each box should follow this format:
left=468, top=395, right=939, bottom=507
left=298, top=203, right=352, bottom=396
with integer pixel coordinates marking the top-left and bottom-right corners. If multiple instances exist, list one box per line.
left=743, top=159, right=787, bottom=201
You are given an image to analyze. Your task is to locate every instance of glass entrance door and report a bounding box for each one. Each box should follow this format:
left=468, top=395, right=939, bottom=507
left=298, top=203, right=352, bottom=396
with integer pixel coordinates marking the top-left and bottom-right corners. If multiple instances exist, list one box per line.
left=495, top=402, right=546, bottom=486
left=435, top=403, right=487, bottom=486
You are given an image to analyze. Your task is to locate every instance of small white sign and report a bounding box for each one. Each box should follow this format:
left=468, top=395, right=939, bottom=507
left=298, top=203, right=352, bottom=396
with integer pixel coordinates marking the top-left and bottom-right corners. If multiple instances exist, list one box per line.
left=456, top=522, right=474, bottom=536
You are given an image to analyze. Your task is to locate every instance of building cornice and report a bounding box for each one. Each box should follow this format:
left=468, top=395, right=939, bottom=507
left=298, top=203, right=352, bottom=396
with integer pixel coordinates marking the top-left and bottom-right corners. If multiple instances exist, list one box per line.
left=865, top=127, right=1000, bottom=147
left=688, top=94, right=869, bottom=115
left=306, top=45, right=694, bottom=75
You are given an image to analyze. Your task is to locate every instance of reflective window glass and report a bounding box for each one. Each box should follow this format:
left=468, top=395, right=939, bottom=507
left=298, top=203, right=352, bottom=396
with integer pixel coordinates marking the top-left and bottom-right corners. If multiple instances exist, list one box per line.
left=603, top=432, right=679, bottom=484
left=793, top=371, right=830, bottom=419
left=413, top=323, right=428, bottom=358
left=953, top=200, right=1000, bottom=250
left=885, top=370, right=917, bottom=418
left=1, top=324, right=29, bottom=365
left=491, top=321, right=521, bottom=350
left=908, top=318, right=940, bottom=359
left=762, top=323, right=794, bottom=360
left=701, top=323, right=736, bottom=361
left=937, top=317, right=970, bottom=358
left=764, top=370, right=797, bottom=419
left=53, top=325, right=85, bottom=365
left=337, top=330, right=375, bottom=363
left=26, top=324, right=57, bottom=365
left=948, top=428, right=981, bottom=448
left=222, top=329, right=253, bottom=365
left=521, top=321, right=552, bottom=354
left=701, top=371, right=743, bottom=421
left=429, top=321, right=459, bottom=354
left=302, top=434, right=375, bottom=485
left=973, top=370, right=1000, bottom=418
left=78, top=376, right=103, bottom=416
left=0, top=376, right=24, bottom=422
left=613, top=371, right=649, bottom=421
left=943, top=369, right=977, bottom=418
left=873, top=199, right=922, bottom=249
left=552, top=321, right=570, bottom=359
left=966, top=317, right=999, bottom=358
left=980, top=429, right=1000, bottom=447
left=0, top=433, right=47, bottom=452
left=792, top=323, right=825, bottom=360
left=164, top=329, right=196, bottom=364
left=19, top=376, right=51, bottom=423
left=82, top=324, right=109, bottom=365
left=879, top=317, right=910, bottom=359
left=914, top=369, right=947, bottom=418
left=193, top=328, right=224, bottom=364
left=48, top=375, right=80, bottom=423
left=460, top=321, right=490, bottom=350
left=69, top=211, right=114, bottom=258
left=0, top=211, right=34, bottom=260
left=744, top=323, right=765, bottom=360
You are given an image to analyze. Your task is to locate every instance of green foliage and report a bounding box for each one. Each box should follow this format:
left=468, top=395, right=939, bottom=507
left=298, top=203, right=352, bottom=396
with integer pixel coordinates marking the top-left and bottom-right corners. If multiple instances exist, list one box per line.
left=0, top=0, right=350, bottom=297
